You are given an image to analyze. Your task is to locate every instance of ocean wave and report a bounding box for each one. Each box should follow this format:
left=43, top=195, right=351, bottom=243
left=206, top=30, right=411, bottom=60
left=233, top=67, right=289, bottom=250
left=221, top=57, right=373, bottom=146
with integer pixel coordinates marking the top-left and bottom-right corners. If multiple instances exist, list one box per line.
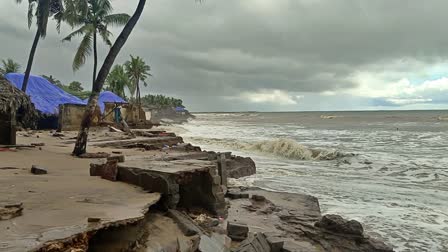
left=187, top=137, right=349, bottom=161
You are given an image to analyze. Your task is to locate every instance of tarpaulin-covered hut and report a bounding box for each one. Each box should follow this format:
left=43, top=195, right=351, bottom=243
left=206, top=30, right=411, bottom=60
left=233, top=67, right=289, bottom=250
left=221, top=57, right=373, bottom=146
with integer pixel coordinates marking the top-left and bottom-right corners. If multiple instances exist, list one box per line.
left=83, top=91, right=127, bottom=113
left=5, top=73, right=85, bottom=128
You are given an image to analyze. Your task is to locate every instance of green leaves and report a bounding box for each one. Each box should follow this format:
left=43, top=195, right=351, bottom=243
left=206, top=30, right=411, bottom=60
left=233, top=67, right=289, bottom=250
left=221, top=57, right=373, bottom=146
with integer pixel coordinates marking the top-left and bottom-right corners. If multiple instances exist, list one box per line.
left=124, top=55, right=152, bottom=98
left=0, top=58, right=22, bottom=76
left=61, top=0, right=130, bottom=72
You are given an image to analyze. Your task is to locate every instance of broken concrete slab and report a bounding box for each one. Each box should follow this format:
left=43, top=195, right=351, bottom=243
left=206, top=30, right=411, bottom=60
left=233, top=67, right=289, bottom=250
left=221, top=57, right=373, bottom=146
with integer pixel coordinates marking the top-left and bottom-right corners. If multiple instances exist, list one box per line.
left=226, top=190, right=249, bottom=199
left=93, top=136, right=184, bottom=150
left=265, top=235, right=284, bottom=252
left=31, top=165, right=48, bottom=175
left=227, top=222, right=249, bottom=241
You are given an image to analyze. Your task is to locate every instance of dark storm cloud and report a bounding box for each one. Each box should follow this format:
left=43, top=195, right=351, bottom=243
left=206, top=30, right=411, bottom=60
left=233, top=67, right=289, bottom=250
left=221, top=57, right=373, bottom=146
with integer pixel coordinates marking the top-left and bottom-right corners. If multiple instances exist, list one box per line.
left=2, top=0, right=448, bottom=111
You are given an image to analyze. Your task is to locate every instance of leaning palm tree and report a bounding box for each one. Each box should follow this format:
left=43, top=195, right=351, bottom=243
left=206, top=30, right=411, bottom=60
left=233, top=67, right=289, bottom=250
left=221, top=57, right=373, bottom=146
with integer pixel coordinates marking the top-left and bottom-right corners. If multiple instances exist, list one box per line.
left=62, top=0, right=130, bottom=86
left=15, top=0, right=64, bottom=92
left=124, top=55, right=151, bottom=106
left=72, top=0, right=147, bottom=156
left=105, top=65, right=129, bottom=98
left=0, top=59, right=21, bottom=76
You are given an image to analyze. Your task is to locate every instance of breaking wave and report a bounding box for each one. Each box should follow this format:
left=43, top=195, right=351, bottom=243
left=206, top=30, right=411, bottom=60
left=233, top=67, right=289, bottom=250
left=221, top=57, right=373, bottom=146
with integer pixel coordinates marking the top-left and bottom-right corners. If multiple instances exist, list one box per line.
left=187, top=137, right=350, bottom=161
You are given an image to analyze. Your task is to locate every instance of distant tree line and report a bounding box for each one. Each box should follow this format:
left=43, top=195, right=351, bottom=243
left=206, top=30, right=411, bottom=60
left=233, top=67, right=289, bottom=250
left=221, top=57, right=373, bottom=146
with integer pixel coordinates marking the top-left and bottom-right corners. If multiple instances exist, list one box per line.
left=41, top=75, right=91, bottom=99
left=139, top=94, right=184, bottom=109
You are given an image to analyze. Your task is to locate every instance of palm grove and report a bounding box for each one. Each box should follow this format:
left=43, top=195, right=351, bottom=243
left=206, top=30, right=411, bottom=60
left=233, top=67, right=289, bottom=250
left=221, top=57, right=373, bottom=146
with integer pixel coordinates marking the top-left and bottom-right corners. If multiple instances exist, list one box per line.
left=10, top=0, right=188, bottom=155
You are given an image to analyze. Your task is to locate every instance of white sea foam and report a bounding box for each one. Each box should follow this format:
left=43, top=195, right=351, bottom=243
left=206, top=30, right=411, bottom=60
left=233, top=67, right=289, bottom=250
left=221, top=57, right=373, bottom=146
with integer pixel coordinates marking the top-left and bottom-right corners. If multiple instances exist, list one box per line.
left=187, top=137, right=348, bottom=161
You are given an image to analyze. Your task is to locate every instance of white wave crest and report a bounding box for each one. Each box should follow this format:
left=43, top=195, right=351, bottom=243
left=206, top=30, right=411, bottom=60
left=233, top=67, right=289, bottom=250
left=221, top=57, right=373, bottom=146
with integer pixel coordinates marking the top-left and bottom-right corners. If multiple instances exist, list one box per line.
left=187, top=137, right=348, bottom=161
left=246, top=138, right=346, bottom=160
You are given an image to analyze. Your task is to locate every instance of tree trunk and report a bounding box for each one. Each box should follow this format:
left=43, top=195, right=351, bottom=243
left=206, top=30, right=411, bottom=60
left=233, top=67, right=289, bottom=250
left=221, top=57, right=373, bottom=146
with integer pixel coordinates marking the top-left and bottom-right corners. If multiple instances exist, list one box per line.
left=72, top=0, right=147, bottom=156
left=93, top=31, right=98, bottom=87
left=22, top=28, right=41, bottom=92
left=136, top=77, right=141, bottom=106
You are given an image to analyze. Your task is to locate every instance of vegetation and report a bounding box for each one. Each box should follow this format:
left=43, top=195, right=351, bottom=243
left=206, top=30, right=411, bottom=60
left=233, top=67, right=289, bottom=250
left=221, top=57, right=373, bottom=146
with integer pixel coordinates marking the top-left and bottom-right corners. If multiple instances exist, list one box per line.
left=104, top=65, right=129, bottom=98
left=61, top=0, right=130, bottom=86
left=15, top=0, right=64, bottom=92
left=140, top=94, right=184, bottom=108
left=124, top=55, right=151, bottom=104
left=73, top=0, right=148, bottom=156
left=42, top=75, right=90, bottom=99
left=0, top=59, right=21, bottom=76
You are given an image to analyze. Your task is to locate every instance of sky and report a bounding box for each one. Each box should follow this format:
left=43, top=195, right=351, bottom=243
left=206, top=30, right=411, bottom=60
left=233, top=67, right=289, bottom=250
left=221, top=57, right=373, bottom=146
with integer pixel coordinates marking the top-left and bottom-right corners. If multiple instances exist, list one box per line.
left=2, top=0, right=448, bottom=112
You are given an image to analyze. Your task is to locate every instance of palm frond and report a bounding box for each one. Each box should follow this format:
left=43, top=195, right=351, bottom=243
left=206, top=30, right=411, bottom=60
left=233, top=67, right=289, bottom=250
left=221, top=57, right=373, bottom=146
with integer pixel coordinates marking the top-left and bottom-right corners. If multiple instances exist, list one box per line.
left=72, top=30, right=93, bottom=71
left=62, top=24, right=93, bottom=42
left=103, top=13, right=130, bottom=26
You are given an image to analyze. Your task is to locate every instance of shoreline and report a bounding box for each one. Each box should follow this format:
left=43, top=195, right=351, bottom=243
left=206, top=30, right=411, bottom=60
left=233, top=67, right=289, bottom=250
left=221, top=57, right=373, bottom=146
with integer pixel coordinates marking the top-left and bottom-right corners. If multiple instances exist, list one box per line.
left=0, top=127, right=394, bottom=252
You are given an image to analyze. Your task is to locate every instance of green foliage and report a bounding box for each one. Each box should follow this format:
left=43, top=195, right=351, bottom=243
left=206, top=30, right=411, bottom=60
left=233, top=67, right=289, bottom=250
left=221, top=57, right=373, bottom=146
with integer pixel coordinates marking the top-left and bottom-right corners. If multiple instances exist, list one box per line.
left=104, top=64, right=129, bottom=98
left=41, top=74, right=63, bottom=87
left=61, top=0, right=130, bottom=72
left=124, top=55, right=151, bottom=100
left=68, top=81, right=84, bottom=92
left=140, top=94, right=184, bottom=109
left=42, top=75, right=90, bottom=99
left=0, top=58, right=21, bottom=75
left=15, top=0, right=64, bottom=37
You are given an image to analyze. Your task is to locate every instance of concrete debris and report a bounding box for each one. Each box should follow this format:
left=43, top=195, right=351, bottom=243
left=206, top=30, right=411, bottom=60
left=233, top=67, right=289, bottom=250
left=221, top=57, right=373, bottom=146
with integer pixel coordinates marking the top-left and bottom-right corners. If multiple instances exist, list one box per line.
left=101, top=160, right=119, bottom=182
left=168, top=209, right=205, bottom=237
left=227, top=222, right=249, bottom=241
left=78, top=152, right=111, bottom=159
left=199, top=233, right=231, bottom=252
left=251, top=195, right=266, bottom=202
left=265, top=235, right=284, bottom=252
left=235, top=233, right=270, bottom=252
left=31, top=165, right=48, bottom=175
left=31, top=142, right=45, bottom=147
left=0, top=203, right=23, bottom=220
left=108, top=125, right=123, bottom=133
left=226, top=190, right=250, bottom=199
left=107, top=155, right=125, bottom=163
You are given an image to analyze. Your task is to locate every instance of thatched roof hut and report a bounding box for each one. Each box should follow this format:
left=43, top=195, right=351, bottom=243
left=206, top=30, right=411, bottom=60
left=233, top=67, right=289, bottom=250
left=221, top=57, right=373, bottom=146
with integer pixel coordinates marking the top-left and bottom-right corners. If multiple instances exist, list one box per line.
left=0, top=76, right=38, bottom=128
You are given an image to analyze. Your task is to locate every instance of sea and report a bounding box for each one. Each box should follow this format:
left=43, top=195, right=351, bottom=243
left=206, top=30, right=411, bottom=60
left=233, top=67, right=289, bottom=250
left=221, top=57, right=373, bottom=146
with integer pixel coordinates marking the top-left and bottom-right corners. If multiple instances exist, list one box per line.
left=171, top=110, right=448, bottom=252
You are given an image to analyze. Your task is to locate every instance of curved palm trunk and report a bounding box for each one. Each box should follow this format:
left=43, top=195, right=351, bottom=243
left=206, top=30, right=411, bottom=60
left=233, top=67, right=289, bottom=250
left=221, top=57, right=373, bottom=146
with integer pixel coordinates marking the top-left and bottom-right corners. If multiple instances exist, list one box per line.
left=73, top=0, right=147, bottom=156
left=22, top=28, right=41, bottom=92
left=93, top=31, right=98, bottom=86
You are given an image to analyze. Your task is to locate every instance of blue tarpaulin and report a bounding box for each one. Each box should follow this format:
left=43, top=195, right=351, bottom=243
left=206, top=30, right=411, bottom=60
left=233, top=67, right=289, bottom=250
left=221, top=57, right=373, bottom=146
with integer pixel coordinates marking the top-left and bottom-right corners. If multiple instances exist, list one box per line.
left=84, top=91, right=127, bottom=113
left=175, top=106, right=186, bottom=112
left=5, top=73, right=85, bottom=115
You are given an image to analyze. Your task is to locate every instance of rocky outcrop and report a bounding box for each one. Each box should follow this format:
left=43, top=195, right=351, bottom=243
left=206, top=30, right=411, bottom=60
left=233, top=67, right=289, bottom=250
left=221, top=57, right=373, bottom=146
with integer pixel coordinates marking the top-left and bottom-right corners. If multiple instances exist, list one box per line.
left=227, top=187, right=395, bottom=252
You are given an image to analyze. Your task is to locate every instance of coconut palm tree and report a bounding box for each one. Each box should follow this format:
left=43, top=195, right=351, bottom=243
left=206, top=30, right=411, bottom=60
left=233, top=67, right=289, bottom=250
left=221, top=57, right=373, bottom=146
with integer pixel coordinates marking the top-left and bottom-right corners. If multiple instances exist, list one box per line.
left=73, top=0, right=147, bottom=156
left=105, top=65, right=129, bottom=98
left=62, top=0, right=130, bottom=86
left=0, top=59, right=21, bottom=76
left=15, top=0, right=64, bottom=92
left=124, top=55, right=151, bottom=105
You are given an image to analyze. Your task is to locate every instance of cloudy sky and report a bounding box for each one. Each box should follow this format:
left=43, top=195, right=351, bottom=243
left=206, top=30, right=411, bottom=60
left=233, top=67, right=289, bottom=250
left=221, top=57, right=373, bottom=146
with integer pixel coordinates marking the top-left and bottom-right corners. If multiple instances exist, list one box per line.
left=2, top=0, right=448, bottom=112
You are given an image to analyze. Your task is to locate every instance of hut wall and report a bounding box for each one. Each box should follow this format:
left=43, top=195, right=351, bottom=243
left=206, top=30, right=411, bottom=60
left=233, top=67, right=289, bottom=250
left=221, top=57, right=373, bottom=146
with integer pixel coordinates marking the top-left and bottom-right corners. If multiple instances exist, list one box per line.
left=0, top=109, right=16, bottom=145
left=58, top=104, right=101, bottom=131
left=103, top=103, right=146, bottom=125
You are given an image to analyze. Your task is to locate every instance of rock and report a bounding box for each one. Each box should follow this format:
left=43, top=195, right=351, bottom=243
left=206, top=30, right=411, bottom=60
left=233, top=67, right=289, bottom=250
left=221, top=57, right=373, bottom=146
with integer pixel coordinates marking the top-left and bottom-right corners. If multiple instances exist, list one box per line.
left=265, top=236, right=284, bottom=252
left=52, top=132, right=65, bottom=137
left=227, top=222, right=249, bottom=241
left=226, top=190, right=249, bottom=200
left=235, top=233, right=270, bottom=252
left=87, top=217, right=101, bottom=223
left=31, top=143, right=45, bottom=147
left=251, top=195, right=266, bottom=202
left=31, top=165, right=48, bottom=175
left=315, top=214, right=364, bottom=236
